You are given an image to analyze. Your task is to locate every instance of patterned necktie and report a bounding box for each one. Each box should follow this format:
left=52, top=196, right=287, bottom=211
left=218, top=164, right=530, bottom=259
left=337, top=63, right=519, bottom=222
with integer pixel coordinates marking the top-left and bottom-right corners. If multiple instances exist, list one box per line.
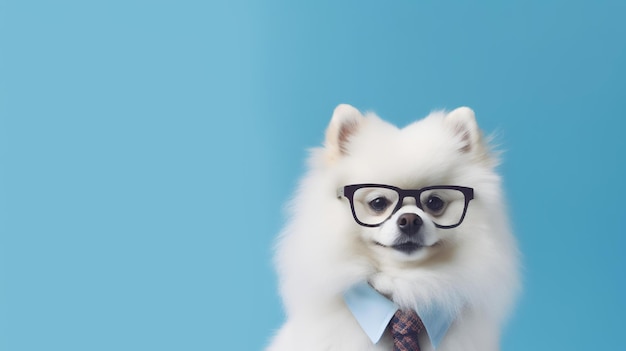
left=390, top=309, right=424, bottom=351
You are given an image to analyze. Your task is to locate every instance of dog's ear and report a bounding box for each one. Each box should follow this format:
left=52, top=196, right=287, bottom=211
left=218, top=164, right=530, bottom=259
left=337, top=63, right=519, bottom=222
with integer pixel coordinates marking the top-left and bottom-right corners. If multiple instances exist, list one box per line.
left=444, top=107, right=481, bottom=153
left=325, top=104, right=363, bottom=158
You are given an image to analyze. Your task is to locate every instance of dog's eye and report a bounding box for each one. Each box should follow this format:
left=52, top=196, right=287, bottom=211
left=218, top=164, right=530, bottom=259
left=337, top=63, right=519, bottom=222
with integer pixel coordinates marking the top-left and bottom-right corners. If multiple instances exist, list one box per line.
left=368, top=197, right=389, bottom=212
left=425, top=195, right=445, bottom=214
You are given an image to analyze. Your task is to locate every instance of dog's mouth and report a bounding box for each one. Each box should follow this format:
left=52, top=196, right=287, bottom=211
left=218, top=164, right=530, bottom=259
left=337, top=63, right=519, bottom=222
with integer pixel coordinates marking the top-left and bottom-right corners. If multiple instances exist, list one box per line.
left=374, top=241, right=425, bottom=254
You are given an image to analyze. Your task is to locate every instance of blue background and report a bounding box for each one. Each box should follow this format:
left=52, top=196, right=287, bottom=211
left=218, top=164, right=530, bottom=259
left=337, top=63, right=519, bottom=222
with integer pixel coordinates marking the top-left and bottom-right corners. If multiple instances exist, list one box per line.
left=1, top=1, right=624, bottom=350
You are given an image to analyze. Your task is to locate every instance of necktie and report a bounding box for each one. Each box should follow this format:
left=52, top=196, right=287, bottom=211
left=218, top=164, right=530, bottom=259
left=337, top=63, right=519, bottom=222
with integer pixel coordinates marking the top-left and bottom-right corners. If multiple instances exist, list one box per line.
left=390, top=309, right=424, bottom=351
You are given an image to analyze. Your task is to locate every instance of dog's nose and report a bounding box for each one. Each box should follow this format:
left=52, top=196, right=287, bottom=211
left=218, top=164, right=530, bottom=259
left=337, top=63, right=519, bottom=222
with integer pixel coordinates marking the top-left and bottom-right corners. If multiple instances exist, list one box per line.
left=397, top=213, right=423, bottom=236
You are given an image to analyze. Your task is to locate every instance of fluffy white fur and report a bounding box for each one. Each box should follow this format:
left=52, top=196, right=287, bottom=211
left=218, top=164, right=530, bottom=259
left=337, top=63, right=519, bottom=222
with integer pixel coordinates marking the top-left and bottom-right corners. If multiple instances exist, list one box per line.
left=267, top=105, right=520, bottom=351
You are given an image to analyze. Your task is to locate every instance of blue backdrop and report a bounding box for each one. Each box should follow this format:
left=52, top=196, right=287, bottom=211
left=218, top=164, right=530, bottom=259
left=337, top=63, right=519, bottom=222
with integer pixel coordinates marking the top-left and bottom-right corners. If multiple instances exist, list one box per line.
left=1, top=1, right=624, bottom=350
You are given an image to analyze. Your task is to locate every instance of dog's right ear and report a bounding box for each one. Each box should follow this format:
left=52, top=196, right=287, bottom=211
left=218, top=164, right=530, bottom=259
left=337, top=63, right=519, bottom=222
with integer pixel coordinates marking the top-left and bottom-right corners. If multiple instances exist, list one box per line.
left=325, top=104, right=363, bottom=160
left=444, top=107, right=481, bottom=153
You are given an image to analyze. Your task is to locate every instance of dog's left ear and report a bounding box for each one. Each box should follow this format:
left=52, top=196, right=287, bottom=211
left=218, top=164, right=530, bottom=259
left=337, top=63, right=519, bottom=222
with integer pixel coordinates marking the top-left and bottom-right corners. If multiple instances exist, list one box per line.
left=444, top=107, right=481, bottom=153
left=325, top=104, right=364, bottom=159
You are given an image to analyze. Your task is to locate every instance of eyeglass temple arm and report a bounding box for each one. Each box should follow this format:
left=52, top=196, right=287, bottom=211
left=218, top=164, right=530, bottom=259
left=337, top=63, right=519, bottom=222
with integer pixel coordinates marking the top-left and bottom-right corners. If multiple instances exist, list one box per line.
left=336, top=187, right=344, bottom=199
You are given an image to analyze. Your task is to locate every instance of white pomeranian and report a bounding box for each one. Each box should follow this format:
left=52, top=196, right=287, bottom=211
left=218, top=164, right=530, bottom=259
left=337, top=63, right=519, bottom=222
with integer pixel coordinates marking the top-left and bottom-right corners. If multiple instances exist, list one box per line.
left=267, top=104, right=520, bottom=351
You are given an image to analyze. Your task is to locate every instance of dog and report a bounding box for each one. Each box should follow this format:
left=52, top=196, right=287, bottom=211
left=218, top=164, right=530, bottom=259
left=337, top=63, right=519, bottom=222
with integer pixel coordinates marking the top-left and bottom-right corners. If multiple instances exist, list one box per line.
left=267, top=104, right=520, bottom=351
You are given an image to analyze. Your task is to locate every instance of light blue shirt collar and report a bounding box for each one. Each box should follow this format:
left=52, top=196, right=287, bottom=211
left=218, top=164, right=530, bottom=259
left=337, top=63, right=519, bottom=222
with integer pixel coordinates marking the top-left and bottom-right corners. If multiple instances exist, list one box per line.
left=343, top=281, right=456, bottom=349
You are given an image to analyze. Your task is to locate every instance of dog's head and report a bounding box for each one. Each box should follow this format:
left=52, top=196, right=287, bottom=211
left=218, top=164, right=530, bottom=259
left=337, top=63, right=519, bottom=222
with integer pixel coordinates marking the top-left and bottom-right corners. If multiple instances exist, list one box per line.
left=325, top=104, right=495, bottom=264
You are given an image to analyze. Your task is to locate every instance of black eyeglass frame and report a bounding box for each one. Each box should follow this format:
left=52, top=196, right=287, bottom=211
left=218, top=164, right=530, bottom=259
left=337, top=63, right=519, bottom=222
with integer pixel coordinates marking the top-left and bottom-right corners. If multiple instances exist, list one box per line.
left=337, top=183, right=475, bottom=229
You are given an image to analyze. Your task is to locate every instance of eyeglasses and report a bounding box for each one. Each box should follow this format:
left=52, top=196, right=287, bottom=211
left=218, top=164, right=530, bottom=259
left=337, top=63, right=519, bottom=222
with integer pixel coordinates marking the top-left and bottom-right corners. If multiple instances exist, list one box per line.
left=337, top=184, right=474, bottom=229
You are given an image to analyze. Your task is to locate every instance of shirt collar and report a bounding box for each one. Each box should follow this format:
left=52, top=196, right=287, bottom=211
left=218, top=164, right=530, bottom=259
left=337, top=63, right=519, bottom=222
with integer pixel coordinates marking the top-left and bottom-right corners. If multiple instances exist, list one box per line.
left=343, top=281, right=457, bottom=349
